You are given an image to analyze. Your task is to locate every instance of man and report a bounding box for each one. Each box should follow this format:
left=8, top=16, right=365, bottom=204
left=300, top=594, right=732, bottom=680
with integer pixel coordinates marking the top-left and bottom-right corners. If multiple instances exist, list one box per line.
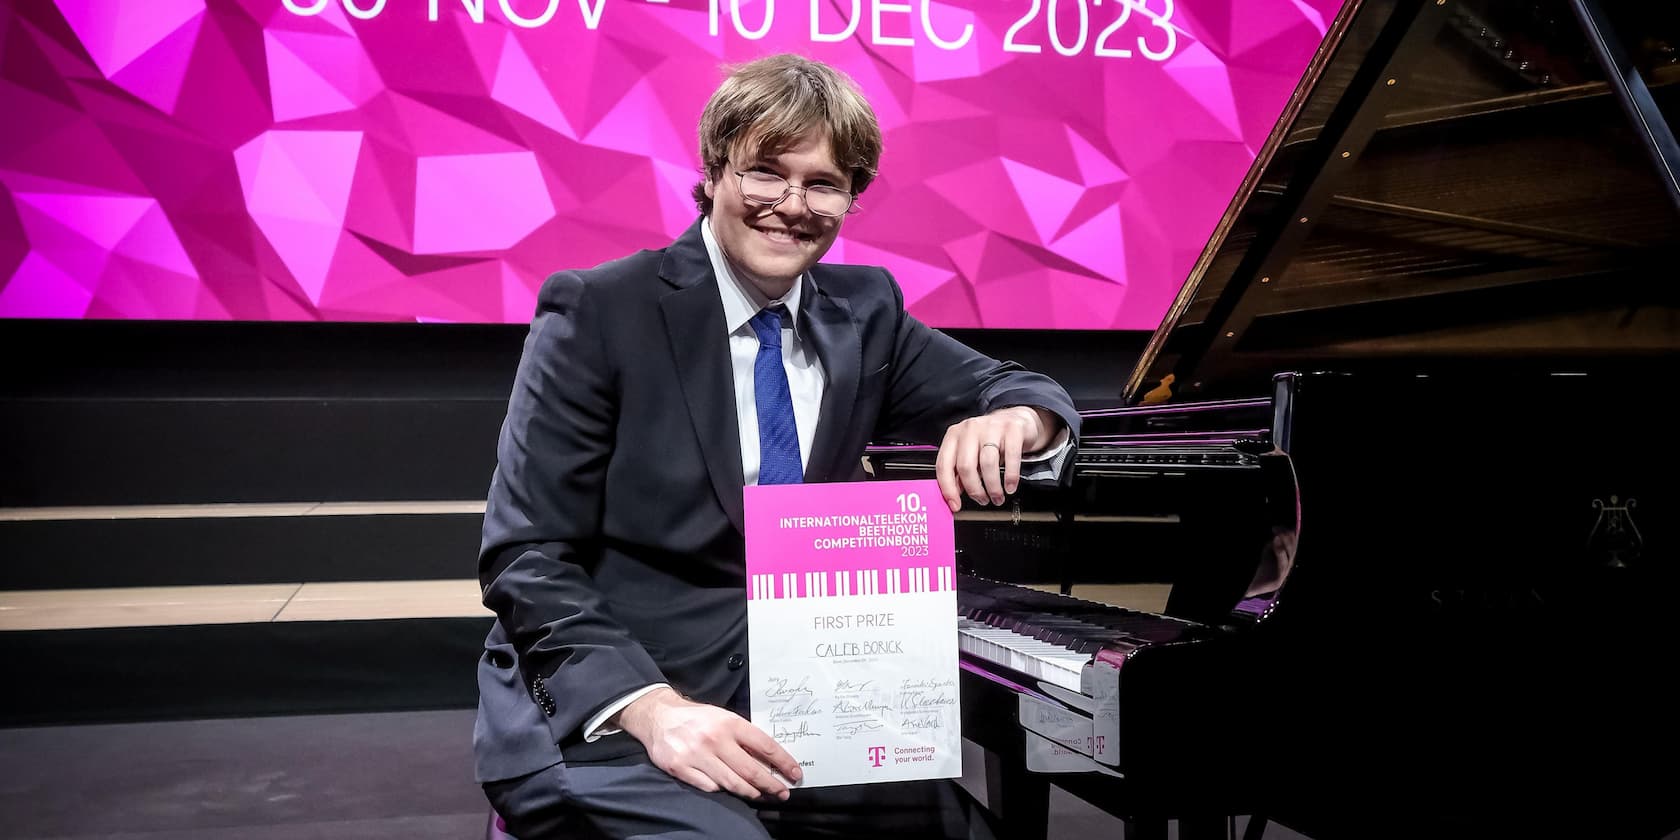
left=476, top=53, right=1079, bottom=838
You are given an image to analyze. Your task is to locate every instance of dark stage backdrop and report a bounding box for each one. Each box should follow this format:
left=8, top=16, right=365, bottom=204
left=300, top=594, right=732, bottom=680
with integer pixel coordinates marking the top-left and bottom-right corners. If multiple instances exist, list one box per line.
left=1, top=318, right=1143, bottom=507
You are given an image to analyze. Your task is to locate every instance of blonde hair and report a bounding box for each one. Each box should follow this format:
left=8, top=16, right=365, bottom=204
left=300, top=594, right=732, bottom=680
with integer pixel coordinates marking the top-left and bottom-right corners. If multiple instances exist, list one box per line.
left=693, top=53, right=883, bottom=215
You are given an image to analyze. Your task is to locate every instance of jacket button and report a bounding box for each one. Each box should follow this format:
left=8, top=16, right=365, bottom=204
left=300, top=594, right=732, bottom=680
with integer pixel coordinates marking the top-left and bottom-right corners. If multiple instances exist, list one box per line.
left=726, top=653, right=745, bottom=670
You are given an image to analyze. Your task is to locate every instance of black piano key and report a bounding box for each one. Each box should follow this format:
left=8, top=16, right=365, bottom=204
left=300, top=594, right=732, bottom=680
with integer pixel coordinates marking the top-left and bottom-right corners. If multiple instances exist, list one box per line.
left=1034, top=618, right=1108, bottom=646
left=957, top=577, right=1212, bottom=648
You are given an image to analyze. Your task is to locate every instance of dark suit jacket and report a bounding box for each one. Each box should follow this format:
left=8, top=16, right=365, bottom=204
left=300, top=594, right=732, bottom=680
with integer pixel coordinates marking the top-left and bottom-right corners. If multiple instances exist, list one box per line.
left=474, top=219, right=1079, bottom=783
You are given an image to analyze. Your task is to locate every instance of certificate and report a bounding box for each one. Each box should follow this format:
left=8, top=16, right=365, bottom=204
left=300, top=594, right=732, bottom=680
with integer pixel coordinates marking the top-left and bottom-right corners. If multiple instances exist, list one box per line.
left=744, top=478, right=961, bottom=788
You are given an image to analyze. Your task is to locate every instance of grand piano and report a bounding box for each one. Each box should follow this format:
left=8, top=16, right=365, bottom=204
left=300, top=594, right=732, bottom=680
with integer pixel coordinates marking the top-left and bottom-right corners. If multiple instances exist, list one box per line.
left=864, top=0, right=1680, bottom=837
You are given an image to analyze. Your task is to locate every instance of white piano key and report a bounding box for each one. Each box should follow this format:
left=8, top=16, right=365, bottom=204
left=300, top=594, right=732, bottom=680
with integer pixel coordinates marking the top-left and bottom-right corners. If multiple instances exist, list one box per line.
left=957, top=622, right=1090, bottom=692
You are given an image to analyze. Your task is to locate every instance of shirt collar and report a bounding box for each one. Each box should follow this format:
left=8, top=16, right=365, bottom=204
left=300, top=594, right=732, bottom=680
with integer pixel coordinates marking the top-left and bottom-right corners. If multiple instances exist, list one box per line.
left=702, top=215, right=810, bottom=338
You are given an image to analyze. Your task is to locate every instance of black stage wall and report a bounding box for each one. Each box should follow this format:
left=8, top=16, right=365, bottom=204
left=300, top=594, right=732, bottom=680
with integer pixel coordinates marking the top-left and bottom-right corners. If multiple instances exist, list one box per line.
left=1, top=319, right=1144, bottom=508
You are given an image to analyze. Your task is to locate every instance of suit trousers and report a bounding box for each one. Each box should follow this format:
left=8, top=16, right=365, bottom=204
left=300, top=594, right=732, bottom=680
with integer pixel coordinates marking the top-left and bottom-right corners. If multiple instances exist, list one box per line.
left=483, top=747, right=997, bottom=840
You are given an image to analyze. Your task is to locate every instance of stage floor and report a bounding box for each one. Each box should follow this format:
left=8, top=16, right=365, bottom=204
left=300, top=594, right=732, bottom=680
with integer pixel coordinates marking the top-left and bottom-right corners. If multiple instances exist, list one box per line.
left=0, top=709, right=1284, bottom=840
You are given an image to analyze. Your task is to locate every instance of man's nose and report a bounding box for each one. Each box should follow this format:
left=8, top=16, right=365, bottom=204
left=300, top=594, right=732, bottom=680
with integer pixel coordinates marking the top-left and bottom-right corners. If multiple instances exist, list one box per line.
left=775, top=187, right=811, bottom=215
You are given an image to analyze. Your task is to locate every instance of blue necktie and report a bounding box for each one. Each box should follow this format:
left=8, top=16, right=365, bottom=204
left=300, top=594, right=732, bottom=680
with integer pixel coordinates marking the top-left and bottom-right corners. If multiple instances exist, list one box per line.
left=750, top=306, right=803, bottom=485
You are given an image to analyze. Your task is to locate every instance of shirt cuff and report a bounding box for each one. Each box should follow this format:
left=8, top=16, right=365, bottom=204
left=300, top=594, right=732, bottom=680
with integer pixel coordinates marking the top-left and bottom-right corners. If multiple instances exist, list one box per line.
left=582, top=683, right=670, bottom=742
left=1020, top=426, right=1072, bottom=482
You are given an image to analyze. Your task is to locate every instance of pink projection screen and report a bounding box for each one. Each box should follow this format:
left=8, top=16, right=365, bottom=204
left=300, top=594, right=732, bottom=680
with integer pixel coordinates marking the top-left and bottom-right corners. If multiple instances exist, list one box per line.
left=0, top=0, right=1343, bottom=328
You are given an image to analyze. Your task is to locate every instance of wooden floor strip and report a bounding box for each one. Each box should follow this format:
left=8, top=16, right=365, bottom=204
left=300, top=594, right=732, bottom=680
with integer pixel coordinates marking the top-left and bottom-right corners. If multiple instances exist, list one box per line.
left=0, top=581, right=487, bottom=630
left=0, top=504, right=316, bottom=522
left=275, top=580, right=489, bottom=622
left=0, top=584, right=302, bottom=631
left=0, top=501, right=487, bottom=522
left=306, top=501, right=487, bottom=516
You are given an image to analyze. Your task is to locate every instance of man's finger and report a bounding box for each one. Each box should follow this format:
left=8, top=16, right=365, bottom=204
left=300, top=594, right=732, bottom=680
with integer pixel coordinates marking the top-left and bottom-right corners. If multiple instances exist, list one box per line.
left=676, top=766, right=721, bottom=794
left=935, top=427, right=961, bottom=513
left=700, top=754, right=760, bottom=800
left=955, top=426, right=987, bottom=504
left=978, top=434, right=1004, bottom=504
left=1001, top=423, right=1025, bottom=496
left=721, top=742, right=790, bottom=800
left=739, top=725, right=803, bottom=783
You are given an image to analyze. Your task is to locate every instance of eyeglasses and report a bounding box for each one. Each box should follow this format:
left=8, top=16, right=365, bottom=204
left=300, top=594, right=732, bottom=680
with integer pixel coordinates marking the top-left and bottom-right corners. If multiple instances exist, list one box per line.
left=734, top=171, right=857, bottom=217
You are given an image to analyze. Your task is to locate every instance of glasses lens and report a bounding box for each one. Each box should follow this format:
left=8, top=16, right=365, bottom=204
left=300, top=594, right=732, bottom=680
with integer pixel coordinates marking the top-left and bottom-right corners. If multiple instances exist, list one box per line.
left=737, top=172, right=854, bottom=216
left=805, top=186, right=852, bottom=217
left=740, top=172, right=787, bottom=202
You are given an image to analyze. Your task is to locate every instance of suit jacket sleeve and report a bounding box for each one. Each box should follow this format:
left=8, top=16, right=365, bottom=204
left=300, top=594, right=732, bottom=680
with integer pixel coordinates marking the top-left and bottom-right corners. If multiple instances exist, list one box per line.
left=479, top=270, right=665, bottom=745
left=870, top=272, right=1081, bottom=447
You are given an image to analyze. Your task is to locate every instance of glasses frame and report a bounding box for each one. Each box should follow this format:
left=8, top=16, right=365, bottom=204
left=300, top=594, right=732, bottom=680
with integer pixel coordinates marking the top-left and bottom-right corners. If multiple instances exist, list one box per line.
left=732, top=171, right=859, bottom=217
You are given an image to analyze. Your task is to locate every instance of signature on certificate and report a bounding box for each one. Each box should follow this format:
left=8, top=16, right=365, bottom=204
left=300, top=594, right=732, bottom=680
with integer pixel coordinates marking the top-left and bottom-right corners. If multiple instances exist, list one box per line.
left=832, top=698, right=883, bottom=714
left=767, top=697, right=824, bottom=722
left=772, top=721, right=822, bottom=744
left=834, top=679, right=874, bottom=695
left=766, top=675, right=814, bottom=698
left=900, top=678, right=955, bottom=690
left=835, top=720, right=885, bottom=737
left=902, top=714, right=943, bottom=732
left=899, top=689, right=956, bottom=711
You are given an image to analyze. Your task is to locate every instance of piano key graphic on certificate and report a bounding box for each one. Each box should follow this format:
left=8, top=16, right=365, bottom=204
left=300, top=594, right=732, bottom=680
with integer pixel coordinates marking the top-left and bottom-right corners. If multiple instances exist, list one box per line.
left=749, top=567, right=952, bottom=599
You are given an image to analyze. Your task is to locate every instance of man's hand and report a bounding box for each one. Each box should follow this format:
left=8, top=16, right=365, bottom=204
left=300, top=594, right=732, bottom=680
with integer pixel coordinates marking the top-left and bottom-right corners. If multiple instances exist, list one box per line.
left=936, top=405, right=1059, bottom=513
left=614, top=686, right=802, bottom=800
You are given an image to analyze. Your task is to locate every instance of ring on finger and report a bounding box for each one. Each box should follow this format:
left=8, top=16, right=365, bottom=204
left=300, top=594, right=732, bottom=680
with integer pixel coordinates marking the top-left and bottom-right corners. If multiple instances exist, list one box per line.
left=981, top=441, right=1001, bottom=452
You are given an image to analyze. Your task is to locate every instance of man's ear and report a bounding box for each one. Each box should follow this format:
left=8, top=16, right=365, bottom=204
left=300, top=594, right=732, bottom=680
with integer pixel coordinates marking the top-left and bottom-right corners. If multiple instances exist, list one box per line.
left=703, top=176, right=716, bottom=200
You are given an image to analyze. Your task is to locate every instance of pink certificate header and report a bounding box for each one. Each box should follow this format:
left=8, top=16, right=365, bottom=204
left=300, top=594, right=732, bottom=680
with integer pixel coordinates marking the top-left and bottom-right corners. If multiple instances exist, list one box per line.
left=745, top=479, right=955, bottom=599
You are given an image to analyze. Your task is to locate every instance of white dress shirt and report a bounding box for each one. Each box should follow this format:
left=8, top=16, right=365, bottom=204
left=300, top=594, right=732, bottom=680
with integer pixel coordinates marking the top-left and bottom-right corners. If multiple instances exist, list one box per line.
left=708, top=220, right=826, bottom=485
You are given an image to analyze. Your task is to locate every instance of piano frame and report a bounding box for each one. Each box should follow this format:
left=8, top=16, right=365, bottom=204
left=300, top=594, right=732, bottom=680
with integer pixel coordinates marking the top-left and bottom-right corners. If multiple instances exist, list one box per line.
left=868, top=0, right=1680, bottom=836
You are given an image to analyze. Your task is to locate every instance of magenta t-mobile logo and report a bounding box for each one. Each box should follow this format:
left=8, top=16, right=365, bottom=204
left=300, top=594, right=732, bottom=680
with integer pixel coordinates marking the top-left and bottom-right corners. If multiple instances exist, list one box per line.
left=867, top=746, right=887, bottom=767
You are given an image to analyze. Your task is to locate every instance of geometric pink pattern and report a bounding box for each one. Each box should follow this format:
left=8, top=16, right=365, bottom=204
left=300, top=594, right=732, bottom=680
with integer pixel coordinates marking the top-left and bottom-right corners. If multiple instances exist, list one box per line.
left=414, top=152, right=555, bottom=254
left=0, top=0, right=1343, bottom=326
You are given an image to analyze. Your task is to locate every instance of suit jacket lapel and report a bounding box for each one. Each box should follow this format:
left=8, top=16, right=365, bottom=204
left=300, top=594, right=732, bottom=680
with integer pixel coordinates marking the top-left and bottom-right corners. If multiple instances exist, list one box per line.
left=802, top=279, right=861, bottom=483
left=659, top=221, right=745, bottom=533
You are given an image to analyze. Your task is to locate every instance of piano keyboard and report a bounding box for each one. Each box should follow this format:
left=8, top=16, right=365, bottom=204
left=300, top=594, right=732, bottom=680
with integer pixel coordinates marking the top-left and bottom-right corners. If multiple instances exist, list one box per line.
left=958, top=617, right=1090, bottom=691
left=955, top=577, right=1218, bottom=769
left=955, top=577, right=1210, bottom=695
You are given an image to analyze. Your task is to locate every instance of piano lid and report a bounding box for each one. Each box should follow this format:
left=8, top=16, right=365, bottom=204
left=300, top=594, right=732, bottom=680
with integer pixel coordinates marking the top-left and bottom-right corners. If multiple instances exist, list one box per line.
left=1123, top=0, right=1680, bottom=405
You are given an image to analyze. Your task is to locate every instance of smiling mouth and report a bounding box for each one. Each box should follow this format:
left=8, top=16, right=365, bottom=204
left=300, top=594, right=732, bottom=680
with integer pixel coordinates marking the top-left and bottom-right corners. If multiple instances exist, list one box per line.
left=754, top=225, right=812, bottom=244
